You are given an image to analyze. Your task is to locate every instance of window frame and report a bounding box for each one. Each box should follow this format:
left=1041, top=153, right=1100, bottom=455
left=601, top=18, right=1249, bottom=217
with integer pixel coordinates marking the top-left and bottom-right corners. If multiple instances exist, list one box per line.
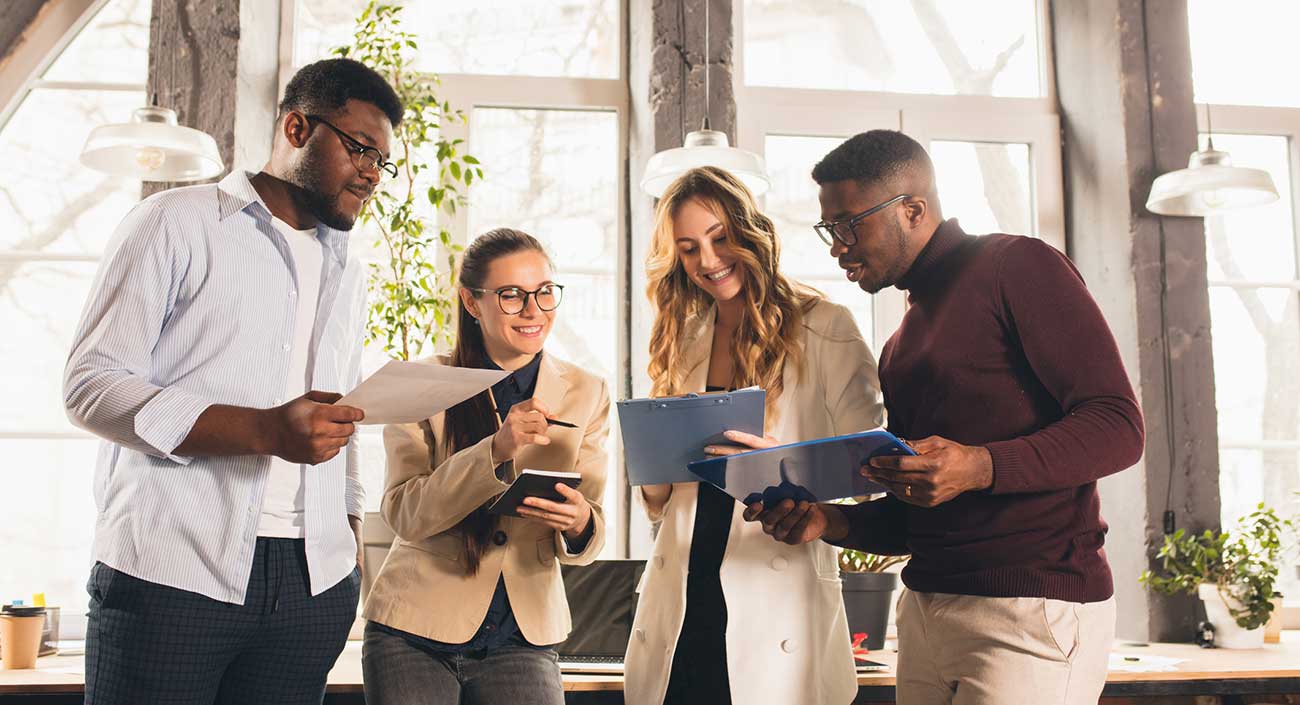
left=0, top=0, right=144, bottom=445
left=733, top=0, right=1063, bottom=354
left=1194, top=103, right=1300, bottom=624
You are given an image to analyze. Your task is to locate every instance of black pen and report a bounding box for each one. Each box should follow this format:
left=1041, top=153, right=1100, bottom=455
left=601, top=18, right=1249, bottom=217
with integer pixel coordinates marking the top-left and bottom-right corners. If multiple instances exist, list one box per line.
left=546, top=418, right=578, bottom=428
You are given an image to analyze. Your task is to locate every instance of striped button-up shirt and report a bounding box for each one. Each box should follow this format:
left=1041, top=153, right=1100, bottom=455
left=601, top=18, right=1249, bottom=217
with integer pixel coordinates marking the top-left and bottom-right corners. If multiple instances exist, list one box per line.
left=64, top=170, right=367, bottom=604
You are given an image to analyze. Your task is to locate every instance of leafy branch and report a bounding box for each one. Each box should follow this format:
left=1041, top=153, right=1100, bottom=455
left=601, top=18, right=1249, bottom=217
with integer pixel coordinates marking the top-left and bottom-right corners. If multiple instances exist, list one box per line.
left=1140, top=504, right=1297, bottom=630
left=334, top=1, right=483, bottom=361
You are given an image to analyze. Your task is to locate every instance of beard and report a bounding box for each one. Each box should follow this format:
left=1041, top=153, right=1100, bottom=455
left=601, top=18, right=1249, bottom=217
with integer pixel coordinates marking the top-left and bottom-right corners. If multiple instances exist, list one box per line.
left=854, top=216, right=910, bottom=294
left=288, top=144, right=358, bottom=231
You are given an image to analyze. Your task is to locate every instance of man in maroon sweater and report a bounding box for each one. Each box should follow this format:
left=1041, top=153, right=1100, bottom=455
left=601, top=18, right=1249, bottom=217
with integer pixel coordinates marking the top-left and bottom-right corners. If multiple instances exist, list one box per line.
left=741, top=130, right=1145, bottom=704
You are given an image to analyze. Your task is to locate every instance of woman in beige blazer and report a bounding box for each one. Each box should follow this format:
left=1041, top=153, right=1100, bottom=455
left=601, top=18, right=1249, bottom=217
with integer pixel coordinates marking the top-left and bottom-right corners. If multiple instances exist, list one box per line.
left=625, top=167, right=885, bottom=705
left=362, top=228, right=610, bottom=705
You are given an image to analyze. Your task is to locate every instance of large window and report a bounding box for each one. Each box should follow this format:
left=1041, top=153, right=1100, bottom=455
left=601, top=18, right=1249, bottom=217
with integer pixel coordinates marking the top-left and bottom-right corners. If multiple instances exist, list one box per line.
left=736, top=0, right=1061, bottom=354
left=292, top=0, right=630, bottom=556
left=1189, top=0, right=1300, bottom=612
left=0, top=0, right=151, bottom=636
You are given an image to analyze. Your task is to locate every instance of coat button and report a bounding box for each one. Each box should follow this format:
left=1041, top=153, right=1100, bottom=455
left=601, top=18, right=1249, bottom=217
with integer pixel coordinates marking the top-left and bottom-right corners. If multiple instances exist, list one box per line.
left=770, top=556, right=788, bottom=571
left=780, top=639, right=798, bottom=654
left=655, top=555, right=665, bottom=569
left=635, top=628, right=646, bottom=642
left=493, top=530, right=507, bottom=546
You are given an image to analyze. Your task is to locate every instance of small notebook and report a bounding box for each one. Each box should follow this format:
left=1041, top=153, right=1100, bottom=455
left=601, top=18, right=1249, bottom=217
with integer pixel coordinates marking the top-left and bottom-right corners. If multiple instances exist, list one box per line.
left=487, top=469, right=582, bottom=517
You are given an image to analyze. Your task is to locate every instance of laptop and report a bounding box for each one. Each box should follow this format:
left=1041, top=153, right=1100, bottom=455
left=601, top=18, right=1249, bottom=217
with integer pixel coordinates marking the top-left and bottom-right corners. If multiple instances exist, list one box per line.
left=556, top=559, right=646, bottom=674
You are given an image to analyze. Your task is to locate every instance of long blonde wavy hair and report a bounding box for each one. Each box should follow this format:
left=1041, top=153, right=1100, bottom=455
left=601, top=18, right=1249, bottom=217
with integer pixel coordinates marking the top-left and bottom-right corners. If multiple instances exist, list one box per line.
left=646, top=166, right=818, bottom=424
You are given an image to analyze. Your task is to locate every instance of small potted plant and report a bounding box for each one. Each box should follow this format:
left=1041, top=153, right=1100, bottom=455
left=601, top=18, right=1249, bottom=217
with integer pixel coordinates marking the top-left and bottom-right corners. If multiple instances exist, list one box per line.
left=1140, top=504, right=1295, bottom=649
left=840, top=548, right=907, bottom=652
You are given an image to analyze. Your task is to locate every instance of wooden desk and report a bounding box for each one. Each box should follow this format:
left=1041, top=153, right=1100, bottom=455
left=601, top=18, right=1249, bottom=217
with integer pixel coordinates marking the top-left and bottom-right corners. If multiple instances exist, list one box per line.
left=3, top=633, right=1298, bottom=704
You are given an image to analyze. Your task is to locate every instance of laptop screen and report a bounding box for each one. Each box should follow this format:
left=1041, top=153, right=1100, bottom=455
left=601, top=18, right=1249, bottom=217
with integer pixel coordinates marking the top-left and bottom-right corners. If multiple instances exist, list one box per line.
left=557, top=559, right=646, bottom=658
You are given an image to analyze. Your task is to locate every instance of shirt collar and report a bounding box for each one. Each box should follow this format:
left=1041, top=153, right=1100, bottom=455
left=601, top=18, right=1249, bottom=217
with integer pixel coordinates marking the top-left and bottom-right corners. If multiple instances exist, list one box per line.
left=486, top=352, right=543, bottom=397
left=895, top=218, right=970, bottom=292
left=216, top=170, right=350, bottom=266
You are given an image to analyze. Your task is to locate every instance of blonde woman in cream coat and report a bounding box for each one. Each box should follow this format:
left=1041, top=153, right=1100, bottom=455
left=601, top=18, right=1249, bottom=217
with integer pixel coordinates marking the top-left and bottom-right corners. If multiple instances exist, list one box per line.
left=625, top=167, right=885, bottom=705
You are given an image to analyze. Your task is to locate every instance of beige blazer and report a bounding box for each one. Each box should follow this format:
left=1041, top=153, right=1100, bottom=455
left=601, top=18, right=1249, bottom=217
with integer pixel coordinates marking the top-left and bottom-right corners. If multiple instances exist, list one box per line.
left=362, top=352, right=609, bottom=646
left=624, top=298, right=885, bottom=705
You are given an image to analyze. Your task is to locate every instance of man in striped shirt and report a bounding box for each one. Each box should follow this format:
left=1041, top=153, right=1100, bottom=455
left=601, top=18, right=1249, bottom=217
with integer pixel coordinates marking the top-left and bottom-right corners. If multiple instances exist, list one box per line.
left=64, top=58, right=402, bottom=705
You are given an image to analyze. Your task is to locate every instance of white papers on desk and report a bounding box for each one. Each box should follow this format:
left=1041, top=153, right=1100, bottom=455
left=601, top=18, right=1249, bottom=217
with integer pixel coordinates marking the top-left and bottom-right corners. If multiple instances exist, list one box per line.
left=338, top=360, right=508, bottom=425
left=1108, top=652, right=1187, bottom=672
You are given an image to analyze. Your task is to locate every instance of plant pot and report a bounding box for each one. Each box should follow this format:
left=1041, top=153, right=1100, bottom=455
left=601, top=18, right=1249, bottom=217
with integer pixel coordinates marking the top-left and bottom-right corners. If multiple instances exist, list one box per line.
left=841, top=571, right=898, bottom=651
left=1197, top=583, right=1264, bottom=649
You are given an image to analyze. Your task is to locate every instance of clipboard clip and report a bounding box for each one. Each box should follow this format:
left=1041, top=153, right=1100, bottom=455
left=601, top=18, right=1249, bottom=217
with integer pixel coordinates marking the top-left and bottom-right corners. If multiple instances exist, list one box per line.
left=652, top=392, right=733, bottom=410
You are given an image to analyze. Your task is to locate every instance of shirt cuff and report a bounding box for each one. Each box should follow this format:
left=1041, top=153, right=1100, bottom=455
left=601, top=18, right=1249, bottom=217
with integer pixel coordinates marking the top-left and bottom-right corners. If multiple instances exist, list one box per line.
left=134, top=386, right=212, bottom=464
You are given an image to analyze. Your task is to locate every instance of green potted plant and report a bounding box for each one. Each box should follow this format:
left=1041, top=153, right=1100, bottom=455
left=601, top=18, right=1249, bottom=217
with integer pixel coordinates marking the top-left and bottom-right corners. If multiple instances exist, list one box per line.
left=839, top=548, right=907, bottom=652
left=335, top=1, right=482, bottom=361
left=1140, top=504, right=1295, bottom=649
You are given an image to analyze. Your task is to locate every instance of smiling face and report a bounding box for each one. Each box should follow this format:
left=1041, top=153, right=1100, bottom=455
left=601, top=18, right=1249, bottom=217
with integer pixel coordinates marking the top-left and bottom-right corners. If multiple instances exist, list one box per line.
left=459, top=249, right=556, bottom=366
left=817, top=179, right=916, bottom=294
left=286, top=99, right=393, bottom=231
left=672, top=197, right=747, bottom=304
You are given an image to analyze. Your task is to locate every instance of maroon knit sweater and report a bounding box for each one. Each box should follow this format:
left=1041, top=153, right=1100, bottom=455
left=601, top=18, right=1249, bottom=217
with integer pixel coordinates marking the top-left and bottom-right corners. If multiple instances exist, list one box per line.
left=835, top=219, right=1145, bottom=603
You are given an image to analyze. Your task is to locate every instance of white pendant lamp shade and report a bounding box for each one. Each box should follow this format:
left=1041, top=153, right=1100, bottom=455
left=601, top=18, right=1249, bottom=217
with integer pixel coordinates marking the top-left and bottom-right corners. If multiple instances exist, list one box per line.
left=1146, top=147, right=1278, bottom=216
left=80, top=106, right=224, bottom=182
left=640, top=127, right=771, bottom=198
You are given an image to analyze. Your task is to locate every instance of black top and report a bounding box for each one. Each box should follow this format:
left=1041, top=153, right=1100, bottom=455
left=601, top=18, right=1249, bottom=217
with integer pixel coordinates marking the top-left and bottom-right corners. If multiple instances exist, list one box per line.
left=665, top=385, right=734, bottom=703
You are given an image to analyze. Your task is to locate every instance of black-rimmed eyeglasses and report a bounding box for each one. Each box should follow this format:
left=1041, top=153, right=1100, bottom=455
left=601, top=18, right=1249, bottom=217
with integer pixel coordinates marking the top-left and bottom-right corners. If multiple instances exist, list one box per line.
left=813, top=194, right=910, bottom=247
left=467, top=284, right=565, bottom=315
left=305, top=115, right=398, bottom=179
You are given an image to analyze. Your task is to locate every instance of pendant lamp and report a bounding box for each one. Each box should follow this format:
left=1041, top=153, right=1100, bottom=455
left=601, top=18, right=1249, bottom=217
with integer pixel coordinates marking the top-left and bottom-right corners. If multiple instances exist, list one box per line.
left=1146, top=106, right=1278, bottom=216
left=639, top=0, right=769, bottom=198
left=80, top=104, right=223, bottom=182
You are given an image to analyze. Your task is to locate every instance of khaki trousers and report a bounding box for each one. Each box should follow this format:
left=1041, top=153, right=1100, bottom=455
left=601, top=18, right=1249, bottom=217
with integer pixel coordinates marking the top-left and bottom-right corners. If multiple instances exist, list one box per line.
left=895, top=589, right=1115, bottom=705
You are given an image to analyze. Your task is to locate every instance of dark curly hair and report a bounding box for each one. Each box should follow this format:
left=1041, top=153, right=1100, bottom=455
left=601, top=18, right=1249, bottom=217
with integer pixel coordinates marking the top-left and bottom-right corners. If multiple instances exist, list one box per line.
left=811, top=129, right=932, bottom=187
left=278, top=58, right=403, bottom=127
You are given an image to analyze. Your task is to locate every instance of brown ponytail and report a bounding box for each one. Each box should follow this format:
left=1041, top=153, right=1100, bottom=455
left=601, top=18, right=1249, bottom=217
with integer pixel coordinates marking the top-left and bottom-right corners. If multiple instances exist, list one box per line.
left=443, top=227, right=551, bottom=575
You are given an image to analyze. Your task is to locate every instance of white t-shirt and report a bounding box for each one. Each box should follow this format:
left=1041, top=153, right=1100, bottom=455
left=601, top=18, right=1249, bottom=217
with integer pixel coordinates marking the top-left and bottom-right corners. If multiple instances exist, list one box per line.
left=257, top=217, right=324, bottom=538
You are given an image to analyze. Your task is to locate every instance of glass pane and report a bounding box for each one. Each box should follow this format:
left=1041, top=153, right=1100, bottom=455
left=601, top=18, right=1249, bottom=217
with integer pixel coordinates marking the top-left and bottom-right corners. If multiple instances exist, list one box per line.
left=42, top=0, right=150, bottom=84
left=0, top=438, right=101, bottom=631
left=466, top=107, right=621, bottom=556
left=0, top=262, right=99, bottom=433
left=1208, top=285, right=1300, bottom=444
left=763, top=135, right=874, bottom=342
left=1201, top=134, right=1297, bottom=282
left=294, top=0, right=619, bottom=78
left=0, top=89, right=146, bottom=255
left=743, top=0, right=1041, bottom=97
left=1190, top=0, right=1300, bottom=108
left=1218, top=449, right=1300, bottom=607
left=930, top=140, right=1033, bottom=236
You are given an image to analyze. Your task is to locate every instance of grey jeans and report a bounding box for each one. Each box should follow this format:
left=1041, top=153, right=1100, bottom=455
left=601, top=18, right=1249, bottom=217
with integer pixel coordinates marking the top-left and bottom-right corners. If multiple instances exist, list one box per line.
left=362, top=621, right=565, bottom=705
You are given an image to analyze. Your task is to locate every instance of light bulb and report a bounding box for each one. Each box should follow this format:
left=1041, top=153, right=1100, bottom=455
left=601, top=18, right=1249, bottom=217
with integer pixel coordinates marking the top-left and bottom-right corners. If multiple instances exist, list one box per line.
left=134, top=147, right=166, bottom=172
left=1201, top=189, right=1227, bottom=209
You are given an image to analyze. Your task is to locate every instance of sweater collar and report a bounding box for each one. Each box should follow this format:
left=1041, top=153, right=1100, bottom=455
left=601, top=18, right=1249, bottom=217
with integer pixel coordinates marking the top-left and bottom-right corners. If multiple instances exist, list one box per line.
left=895, top=218, right=969, bottom=292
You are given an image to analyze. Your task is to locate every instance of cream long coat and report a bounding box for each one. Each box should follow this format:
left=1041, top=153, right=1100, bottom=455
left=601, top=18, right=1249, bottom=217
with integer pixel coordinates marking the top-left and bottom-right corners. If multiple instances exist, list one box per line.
left=363, top=352, right=609, bottom=646
left=624, top=299, right=885, bottom=705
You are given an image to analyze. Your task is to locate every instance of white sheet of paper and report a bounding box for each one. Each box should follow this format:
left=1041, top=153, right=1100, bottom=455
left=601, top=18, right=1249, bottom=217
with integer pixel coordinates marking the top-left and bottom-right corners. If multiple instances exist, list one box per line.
left=337, top=360, right=508, bottom=425
left=1107, top=652, right=1187, bottom=673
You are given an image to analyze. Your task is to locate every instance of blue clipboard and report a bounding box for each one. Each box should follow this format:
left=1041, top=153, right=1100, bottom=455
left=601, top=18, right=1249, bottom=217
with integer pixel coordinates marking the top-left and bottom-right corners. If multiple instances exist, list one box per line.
left=686, top=429, right=916, bottom=505
left=616, top=388, right=765, bottom=486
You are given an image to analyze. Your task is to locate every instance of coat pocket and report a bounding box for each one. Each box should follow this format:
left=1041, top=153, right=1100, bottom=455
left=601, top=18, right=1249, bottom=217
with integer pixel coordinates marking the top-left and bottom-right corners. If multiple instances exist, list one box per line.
left=537, top=536, right=556, bottom=566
